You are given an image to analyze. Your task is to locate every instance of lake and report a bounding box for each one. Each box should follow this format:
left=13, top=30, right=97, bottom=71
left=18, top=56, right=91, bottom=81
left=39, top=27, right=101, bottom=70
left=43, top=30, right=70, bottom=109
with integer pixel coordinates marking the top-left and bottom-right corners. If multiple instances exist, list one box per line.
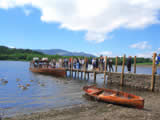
left=0, top=61, right=155, bottom=117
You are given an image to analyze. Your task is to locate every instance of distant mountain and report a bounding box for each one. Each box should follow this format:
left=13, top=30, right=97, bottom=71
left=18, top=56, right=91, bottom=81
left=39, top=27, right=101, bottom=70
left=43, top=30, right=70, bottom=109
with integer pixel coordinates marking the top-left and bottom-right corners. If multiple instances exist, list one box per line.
left=35, top=49, right=95, bottom=57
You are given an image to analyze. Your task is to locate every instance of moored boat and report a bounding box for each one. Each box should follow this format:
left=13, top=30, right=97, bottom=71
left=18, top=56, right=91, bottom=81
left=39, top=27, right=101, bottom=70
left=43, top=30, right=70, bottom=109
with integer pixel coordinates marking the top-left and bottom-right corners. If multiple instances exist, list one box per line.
left=83, top=85, right=144, bottom=109
left=29, top=57, right=66, bottom=77
left=30, top=67, right=66, bottom=77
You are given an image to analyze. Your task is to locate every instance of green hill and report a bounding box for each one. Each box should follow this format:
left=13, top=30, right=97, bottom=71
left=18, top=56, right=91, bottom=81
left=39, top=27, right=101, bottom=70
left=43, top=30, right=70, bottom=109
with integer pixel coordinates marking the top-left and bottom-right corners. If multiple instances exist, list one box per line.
left=0, top=46, right=44, bottom=61
left=0, top=46, right=84, bottom=61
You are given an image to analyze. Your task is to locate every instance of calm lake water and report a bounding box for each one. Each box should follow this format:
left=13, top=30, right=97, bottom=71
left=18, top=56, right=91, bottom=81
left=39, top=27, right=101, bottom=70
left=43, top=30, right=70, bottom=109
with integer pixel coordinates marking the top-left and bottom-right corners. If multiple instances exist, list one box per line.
left=0, top=61, right=155, bottom=116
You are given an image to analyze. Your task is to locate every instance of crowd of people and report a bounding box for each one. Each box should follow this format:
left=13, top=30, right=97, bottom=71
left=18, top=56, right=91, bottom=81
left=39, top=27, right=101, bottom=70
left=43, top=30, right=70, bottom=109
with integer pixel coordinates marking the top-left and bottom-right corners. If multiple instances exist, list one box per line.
left=31, top=55, right=151, bottom=73
left=31, top=56, right=116, bottom=72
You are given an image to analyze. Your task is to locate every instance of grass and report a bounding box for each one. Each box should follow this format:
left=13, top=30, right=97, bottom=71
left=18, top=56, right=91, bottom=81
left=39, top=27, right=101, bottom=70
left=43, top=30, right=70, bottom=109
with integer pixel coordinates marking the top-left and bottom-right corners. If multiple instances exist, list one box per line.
left=136, top=62, right=153, bottom=65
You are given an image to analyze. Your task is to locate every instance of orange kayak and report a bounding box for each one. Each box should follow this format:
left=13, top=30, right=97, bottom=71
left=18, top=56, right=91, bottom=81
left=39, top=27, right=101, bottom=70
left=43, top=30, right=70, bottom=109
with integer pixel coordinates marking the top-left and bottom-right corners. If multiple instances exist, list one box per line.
left=83, top=85, right=144, bottom=109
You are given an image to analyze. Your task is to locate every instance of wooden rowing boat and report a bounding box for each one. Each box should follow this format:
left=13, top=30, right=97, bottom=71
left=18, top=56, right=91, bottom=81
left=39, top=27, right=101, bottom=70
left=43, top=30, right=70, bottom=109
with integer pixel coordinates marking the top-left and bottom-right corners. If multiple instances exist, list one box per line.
left=83, top=85, right=144, bottom=109
left=29, top=67, right=66, bottom=77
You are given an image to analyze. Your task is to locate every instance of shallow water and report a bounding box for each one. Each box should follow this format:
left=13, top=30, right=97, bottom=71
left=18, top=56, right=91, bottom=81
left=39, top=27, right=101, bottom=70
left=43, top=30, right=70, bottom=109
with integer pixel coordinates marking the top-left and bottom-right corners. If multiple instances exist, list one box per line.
left=0, top=61, right=91, bottom=116
left=0, top=61, right=157, bottom=116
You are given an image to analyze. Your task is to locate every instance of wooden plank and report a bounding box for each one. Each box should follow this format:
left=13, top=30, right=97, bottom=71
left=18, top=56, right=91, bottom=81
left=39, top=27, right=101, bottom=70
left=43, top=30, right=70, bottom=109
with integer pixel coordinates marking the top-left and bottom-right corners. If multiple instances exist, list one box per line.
left=151, top=53, right=157, bottom=91
left=120, top=54, right=126, bottom=86
left=134, top=56, right=136, bottom=73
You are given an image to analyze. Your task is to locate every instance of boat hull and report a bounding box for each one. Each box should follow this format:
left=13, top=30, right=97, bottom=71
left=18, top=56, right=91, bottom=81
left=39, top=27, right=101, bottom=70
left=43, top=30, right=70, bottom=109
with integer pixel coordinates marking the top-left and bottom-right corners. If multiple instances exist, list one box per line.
left=30, top=67, right=66, bottom=77
left=83, top=85, right=144, bottom=109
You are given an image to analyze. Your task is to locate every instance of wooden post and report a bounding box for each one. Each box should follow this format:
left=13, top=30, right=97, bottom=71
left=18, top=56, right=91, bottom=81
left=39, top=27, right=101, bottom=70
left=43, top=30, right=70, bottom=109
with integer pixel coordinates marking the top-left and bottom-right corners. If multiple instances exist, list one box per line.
left=81, top=72, right=83, bottom=79
left=94, top=71, right=96, bottom=83
left=88, top=73, right=89, bottom=80
left=134, top=56, right=136, bottom=74
left=84, top=58, right=87, bottom=80
left=77, top=70, right=79, bottom=79
left=77, top=57, right=80, bottom=79
left=69, top=59, right=71, bottom=77
left=151, top=53, right=157, bottom=91
left=62, top=58, right=64, bottom=68
left=104, top=56, right=107, bottom=85
left=120, top=54, right=126, bottom=86
left=71, top=57, right=73, bottom=78
left=115, top=56, right=118, bottom=72
left=75, top=71, right=77, bottom=78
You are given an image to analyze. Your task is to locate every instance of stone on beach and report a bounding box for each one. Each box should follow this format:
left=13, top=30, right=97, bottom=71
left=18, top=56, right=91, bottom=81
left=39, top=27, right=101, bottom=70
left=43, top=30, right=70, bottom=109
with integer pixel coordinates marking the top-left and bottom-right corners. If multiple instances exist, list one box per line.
left=16, top=78, right=21, bottom=82
left=30, top=80, right=34, bottom=82
left=40, top=83, right=45, bottom=87
left=0, top=78, right=8, bottom=84
left=26, top=84, right=31, bottom=87
left=21, top=86, right=28, bottom=90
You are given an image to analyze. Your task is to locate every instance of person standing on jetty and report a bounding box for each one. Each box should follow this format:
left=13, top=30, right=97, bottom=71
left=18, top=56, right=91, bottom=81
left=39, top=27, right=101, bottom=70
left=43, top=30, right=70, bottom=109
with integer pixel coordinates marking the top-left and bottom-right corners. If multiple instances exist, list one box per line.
left=76, top=58, right=80, bottom=69
left=100, top=55, right=104, bottom=71
left=73, top=58, right=77, bottom=69
left=127, top=56, right=132, bottom=73
left=156, top=54, right=160, bottom=74
left=92, top=58, right=96, bottom=70
left=156, top=54, right=160, bottom=64
left=81, top=59, right=85, bottom=69
left=96, top=58, right=99, bottom=70
left=109, top=58, right=114, bottom=72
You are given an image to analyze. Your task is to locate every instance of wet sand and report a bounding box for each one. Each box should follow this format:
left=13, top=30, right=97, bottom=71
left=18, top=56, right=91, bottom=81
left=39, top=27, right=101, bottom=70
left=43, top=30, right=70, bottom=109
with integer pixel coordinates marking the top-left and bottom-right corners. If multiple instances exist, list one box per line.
left=4, top=91, right=160, bottom=120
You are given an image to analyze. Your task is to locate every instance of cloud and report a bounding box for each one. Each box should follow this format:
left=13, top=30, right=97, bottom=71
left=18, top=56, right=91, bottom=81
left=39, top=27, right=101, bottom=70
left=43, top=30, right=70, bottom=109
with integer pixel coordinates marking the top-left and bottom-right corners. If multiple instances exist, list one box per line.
left=136, top=52, right=154, bottom=58
left=8, top=45, right=16, bottom=48
left=157, top=48, right=160, bottom=52
left=0, top=44, right=16, bottom=48
left=130, top=41, right=152, bottom=50
left=137, top=48, right=160, bottom=58
left=1, top=0, right=160, bottom=43
left=23, top=8, right=32, bottom=16
left=95, top=51, right=113, bottom=57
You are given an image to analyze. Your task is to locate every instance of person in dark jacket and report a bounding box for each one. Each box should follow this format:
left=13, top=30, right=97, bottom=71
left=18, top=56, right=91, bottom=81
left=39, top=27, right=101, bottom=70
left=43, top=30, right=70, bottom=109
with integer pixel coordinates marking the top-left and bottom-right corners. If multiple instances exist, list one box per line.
left=127, top=56, right=132, bottom=73
left=76, top=58, right=80, bottom=69
left=96, top=58, right=99, bottom=69
left=109, top=58, right=114, bottom=72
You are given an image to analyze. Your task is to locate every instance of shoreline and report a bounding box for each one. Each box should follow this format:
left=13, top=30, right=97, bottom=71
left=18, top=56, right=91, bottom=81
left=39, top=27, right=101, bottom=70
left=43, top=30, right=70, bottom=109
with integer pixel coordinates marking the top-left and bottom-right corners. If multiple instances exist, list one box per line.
left=3, top=92, right=160, bottom=120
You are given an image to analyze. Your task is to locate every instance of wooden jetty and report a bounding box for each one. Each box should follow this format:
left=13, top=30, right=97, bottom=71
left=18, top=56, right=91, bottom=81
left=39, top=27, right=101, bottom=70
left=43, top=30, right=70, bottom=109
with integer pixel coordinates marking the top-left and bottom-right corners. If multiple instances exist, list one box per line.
left=30, top=53, right=160, bottom=92
left=64, top=53, right=160, bottom=92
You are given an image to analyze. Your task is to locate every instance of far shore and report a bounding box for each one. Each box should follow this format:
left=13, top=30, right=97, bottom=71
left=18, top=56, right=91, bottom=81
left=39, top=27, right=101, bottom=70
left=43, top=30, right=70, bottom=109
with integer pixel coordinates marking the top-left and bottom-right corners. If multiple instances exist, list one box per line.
left=0, top=60, right=153, bottom=65
left=136, top=64, right=152, bottom=67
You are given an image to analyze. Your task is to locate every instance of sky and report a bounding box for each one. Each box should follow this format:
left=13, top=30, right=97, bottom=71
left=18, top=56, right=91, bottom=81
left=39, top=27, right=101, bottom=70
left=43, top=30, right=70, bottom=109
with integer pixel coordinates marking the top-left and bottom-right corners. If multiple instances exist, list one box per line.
left=0, top=0, right=160, bottom=57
